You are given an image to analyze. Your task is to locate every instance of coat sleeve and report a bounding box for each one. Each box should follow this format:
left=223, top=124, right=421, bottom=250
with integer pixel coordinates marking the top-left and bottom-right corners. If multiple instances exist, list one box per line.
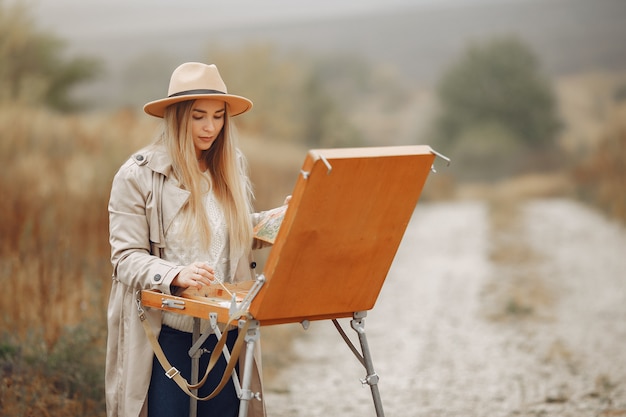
left=108, top=159, right=182, bottom=294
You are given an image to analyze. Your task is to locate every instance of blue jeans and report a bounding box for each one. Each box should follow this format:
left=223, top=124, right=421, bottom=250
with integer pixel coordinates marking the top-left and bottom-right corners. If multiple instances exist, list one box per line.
left=147, top=325, right=240, bottom=417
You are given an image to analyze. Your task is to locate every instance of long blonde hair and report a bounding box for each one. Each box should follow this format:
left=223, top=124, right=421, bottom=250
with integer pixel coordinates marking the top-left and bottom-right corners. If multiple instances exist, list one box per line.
left=157, top=100, right=254, bottom=257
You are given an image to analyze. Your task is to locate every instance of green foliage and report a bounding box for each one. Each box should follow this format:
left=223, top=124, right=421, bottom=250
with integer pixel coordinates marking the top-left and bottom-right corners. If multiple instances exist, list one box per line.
left=0, top=326, right=106, bottom=416
left=44, top=325, right=106, bottom=403
left=448, top=122, right=526, bottom=181
left=434, top=36, right=561, bottom=153
left=299, top=62, right=361, bottom=148
left=0, top=1, right=102, bottom=111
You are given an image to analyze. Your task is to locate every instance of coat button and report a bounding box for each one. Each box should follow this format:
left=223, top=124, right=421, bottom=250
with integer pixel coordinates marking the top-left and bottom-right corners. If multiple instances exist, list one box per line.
left=250, top=262, right=257, bottom=269
left=154, top=274, right=162, bottom=282
left=135, top=154, right=144, bottom=161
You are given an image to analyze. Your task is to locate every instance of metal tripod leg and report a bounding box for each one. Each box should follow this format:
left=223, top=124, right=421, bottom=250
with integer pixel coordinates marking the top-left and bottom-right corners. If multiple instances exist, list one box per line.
left=349, top=311, right=385, bottom=417
left=238, top=319, right=261, bottom=417
left=190, top=317, right=201, bottom=417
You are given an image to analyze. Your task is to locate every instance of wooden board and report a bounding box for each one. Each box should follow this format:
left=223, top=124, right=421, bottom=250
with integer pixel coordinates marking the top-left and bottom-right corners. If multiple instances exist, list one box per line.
left=141, top=289, right=237, bottom=324
left=249, top=145, right=435, bottom=325
left=141, top=281, right=254, bottom=323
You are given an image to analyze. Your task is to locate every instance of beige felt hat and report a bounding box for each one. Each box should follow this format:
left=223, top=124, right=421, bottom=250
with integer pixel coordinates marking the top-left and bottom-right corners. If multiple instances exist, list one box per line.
left=143, top=62, right=253, bottom=118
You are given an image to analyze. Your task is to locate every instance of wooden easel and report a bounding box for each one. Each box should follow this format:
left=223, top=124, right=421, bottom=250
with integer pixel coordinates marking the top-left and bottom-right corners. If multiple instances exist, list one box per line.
left=141, top=145, right=442, bottom=417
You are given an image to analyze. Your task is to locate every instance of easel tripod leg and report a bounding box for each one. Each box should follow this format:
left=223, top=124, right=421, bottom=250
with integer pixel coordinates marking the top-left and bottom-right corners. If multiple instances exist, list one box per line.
left=238, top=320, right=260, bottom=417
left=189, top=317, right=201, bottom=417
left=351, top=312, right=385, bottom=417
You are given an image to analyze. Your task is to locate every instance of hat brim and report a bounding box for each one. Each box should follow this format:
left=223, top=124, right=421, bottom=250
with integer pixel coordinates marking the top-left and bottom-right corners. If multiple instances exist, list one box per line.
left=143, top=93, right=253, bottom=118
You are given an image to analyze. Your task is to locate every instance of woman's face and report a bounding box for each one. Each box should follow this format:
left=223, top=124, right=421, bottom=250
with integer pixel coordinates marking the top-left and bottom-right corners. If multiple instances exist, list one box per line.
left=191, top=99, right=226, bottom=157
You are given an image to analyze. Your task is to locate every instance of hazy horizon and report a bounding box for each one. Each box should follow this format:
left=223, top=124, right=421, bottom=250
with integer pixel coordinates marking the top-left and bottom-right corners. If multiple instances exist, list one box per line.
left=33, top=0, right=527, bottom=38
left=23, top=0, right=626, bottom=108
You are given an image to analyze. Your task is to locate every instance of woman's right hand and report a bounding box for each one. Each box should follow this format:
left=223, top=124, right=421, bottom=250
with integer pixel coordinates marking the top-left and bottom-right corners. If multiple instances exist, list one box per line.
left=171, top=262, right=216, bottom=290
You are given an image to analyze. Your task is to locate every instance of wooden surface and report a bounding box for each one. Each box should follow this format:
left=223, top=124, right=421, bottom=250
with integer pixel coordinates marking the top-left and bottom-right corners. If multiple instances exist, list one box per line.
left=250, top=145, right=435, bottom=325
left=141, top=281, right=254, bottom=323
left=141, top=290, right=239, bottom=324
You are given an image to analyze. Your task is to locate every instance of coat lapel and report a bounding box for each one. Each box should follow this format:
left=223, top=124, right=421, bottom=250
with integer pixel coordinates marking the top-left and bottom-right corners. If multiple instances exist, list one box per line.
left=162, top=180, right=190, bottom=236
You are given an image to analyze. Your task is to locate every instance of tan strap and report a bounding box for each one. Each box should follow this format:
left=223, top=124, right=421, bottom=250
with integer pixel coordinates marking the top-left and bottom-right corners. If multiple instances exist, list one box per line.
left=138, top=304, right=250, bottom=401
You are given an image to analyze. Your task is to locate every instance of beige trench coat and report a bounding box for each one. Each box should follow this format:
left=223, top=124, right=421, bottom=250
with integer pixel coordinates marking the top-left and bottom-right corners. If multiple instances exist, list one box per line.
left=106, top=144, right=267, bottom=417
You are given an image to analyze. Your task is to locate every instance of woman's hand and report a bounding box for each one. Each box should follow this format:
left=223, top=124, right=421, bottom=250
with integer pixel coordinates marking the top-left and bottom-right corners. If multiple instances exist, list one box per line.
left=172, top=262, right=216, bottom=290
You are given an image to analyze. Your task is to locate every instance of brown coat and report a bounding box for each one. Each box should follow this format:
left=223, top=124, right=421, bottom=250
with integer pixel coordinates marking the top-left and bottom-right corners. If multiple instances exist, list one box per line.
left=106, top=144, right=266, bottom=417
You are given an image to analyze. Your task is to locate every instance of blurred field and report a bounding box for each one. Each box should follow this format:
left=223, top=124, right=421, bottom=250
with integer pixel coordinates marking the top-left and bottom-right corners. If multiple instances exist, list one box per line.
left=0, top=105, right=307, bottom=415
left=0, top=107, right=148, bottom=415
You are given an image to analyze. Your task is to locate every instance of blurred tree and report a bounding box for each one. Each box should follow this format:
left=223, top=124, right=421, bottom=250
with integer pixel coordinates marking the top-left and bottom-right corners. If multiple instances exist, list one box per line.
left=207, top=44, right=305, bottom=142
left=204, top=44, right=362, bottom=148
left=433, top=36, right=560, bottom=151
left=0, top=1, right=102, bottom=111
left=120, top=52, right=179, bottom=108
left=300, top=63, right=361, bottom=148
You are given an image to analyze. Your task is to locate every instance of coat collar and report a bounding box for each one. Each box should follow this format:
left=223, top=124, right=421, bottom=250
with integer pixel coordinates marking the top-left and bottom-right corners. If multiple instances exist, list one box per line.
left=132, top=144, right=173, bottom=177
left=132, top=144, right=190, bottom=246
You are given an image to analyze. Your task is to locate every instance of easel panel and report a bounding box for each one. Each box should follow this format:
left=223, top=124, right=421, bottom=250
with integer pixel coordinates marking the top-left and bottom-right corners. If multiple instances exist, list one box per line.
left=251, top=146, right=435, bottom=323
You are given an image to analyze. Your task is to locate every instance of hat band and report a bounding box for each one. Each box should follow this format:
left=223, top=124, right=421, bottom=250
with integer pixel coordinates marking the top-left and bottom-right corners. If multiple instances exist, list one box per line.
left=168, top=89, right=226, bottom=98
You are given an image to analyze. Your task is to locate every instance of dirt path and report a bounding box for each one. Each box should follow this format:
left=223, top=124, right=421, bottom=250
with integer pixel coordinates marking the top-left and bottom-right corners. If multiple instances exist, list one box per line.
left=262, top=198, right=626, bottom=416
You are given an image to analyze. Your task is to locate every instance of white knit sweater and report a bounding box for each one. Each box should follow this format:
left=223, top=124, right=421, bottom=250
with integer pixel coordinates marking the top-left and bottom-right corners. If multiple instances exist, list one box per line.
left=161, top=189, right=230, bottom=333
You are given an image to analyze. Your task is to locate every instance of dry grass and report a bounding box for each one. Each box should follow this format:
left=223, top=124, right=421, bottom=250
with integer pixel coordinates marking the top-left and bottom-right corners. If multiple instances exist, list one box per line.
left=0, top=106, right=155, bottom=415
left=467, top=178, right=561, bottom=321
left=0, top=106, right=304, bottom=416
left=240, top=135, right=306, bottom=210
left=0, top=107, right=152, bottom=347
left=555, top=72, right=626, bottom=153
left=571, top=106, right=626, bottom=224
left=556, top=72, right=626, bottom=224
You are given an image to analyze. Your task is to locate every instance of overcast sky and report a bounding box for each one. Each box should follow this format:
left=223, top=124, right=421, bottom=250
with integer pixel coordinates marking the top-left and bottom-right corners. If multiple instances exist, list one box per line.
left=32, top=0, right=522, bottom=38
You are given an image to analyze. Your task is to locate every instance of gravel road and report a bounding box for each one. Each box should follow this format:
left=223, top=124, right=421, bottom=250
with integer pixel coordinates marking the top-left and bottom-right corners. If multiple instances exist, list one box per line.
left=262, top=198, right=626, bottom=417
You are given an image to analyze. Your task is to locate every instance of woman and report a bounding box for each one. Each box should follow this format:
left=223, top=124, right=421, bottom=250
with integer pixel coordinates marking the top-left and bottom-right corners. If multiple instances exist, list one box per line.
left=106, top=62, right=271, bottom=417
